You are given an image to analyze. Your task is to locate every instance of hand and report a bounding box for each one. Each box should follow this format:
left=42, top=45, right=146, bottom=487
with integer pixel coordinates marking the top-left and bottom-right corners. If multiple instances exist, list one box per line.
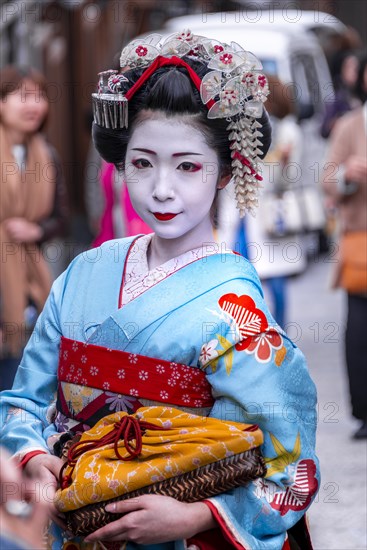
left=84, top=494, right=216, bottom=544
left=24, top=453, right=66, bottom=529
left=3, top=218, right=43, bottom=243
left=0, top=448, right=50, bottom=549
left=344, top=155, right=367, bottom=186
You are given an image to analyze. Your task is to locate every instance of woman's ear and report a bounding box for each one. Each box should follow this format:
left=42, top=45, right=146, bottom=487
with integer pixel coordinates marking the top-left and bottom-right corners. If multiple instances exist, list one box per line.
left=217, top=173, right=232, bottom=190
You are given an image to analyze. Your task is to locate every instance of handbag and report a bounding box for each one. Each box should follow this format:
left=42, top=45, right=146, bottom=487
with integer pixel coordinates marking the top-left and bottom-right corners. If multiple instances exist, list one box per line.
left=298, top=186, right=326, bottom=232
left=340, top=231, right=367, bottom=294
left=55, top=406, right=266, bottom=536
left=262, top=190, right=304, bottom=237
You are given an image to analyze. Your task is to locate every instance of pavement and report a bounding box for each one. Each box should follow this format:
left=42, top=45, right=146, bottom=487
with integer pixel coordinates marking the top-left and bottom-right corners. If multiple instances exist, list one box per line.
left=277, top=254, right=367, bottom=550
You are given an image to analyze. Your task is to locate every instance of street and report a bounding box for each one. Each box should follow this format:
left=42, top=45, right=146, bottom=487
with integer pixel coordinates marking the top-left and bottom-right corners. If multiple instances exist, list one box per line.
left=281, top=254, right=367, bottom=549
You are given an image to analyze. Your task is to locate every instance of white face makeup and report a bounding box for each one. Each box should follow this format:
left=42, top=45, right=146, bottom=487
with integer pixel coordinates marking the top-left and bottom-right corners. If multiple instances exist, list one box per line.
left=125, top=116, right=225, bottom=254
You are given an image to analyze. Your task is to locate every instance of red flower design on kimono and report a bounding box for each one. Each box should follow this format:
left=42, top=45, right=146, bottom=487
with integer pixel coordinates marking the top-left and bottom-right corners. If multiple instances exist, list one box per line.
left=270, top=459, right=319, bottom=516
left=219, top=294, right=267, bottom=337
left=243, top=327, right=283, bottom=363
left=218, top=293, right=283, bottom=362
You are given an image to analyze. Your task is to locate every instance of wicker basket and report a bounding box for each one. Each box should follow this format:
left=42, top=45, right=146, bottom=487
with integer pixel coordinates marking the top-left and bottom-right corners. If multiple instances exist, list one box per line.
left=66, top=447, right=266, bottom=536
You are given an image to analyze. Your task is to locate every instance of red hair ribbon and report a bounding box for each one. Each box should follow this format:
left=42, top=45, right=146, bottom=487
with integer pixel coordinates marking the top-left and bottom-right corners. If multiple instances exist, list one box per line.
left=125, top=55, right=215, bottom=109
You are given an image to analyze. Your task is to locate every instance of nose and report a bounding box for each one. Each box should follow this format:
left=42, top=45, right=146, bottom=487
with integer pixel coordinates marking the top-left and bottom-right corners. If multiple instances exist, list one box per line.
left=152, top=171, right=175, bottom=202
left=25, top=97, right=47, bottom=118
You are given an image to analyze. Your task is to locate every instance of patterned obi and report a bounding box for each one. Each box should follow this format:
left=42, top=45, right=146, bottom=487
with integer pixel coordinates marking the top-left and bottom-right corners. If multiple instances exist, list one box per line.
left=55, top=337, right=214, bottom=434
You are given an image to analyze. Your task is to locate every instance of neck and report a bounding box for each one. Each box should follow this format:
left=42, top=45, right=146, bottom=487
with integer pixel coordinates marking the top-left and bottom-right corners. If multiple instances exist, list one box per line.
left=4, top=127, right=27, bottom=146
left=147, top=218, right=216, bottom=270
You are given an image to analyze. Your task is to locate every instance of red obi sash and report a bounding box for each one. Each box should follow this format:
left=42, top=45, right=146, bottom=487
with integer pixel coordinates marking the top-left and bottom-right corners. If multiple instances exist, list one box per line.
left=58, top=337, right=214, bottom=409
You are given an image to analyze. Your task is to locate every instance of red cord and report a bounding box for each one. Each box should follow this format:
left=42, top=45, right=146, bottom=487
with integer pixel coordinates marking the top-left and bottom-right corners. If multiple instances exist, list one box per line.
left=59, top=416, right=166, bottom=489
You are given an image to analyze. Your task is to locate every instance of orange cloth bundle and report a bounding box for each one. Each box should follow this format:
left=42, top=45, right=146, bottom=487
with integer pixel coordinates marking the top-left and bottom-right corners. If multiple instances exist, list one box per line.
left=55, top=406, right=264, bottom=513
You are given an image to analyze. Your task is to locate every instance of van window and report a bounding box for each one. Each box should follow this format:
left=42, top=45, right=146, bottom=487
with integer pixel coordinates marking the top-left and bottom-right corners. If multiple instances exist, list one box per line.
left=291, top=54, right=323, bottom=112
left=260, top=58, right=278, bottom=75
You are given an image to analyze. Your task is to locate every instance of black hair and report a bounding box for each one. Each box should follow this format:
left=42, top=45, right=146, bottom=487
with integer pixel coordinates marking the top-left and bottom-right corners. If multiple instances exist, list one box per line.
left=355, top=51, right=367, bottom=103
left=330, top=49, right=356, bottom=88
left=92, top=56, right=272, bottom=176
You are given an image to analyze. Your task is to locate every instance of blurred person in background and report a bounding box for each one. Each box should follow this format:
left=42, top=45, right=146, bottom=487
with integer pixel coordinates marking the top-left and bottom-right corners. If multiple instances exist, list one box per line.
left=88, top=159, right=151, bottom=248
left=218, top=75, right=305, bottom=328
left=0, top=66, right=69, bottom=391
left=321, top=49, right=361, bottom=139
left=85, top=158, right=124, bottom=246
left=322, top=52, right=367, bottom=439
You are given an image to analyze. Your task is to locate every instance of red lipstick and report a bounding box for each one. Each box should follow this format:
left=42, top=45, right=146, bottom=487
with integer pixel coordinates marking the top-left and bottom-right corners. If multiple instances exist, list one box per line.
left=153, top=212, right=178, bottom=221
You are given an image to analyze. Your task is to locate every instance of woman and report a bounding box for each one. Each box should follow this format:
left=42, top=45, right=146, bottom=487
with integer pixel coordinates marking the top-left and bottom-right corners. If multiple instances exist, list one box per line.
left=0, top=32, right=318, bottom=549
left=320, top=49, right=360, bottom=139
left=322, top=52, right=367, bottom=439
left=0, top=66, right=69, bottom=390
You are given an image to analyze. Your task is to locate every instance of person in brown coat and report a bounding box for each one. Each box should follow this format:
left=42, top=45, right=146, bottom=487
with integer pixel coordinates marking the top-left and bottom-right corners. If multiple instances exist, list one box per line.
left=0, top=66, right=69, bottom=390
left=322, top=53, right=367, bottom=439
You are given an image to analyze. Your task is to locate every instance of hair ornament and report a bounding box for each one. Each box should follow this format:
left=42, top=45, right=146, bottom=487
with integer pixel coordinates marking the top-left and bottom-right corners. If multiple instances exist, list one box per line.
left=93, top=70, right=129, bottom=129
left=107, top=73, right=128, bottom=93
left=92, top=30, right=270, bottom=216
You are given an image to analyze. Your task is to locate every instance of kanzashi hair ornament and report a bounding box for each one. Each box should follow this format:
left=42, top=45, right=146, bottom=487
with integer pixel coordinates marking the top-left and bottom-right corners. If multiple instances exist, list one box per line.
left=92, top=70, right=129, bottom=129
left=91, top=30, right=270, bottom=215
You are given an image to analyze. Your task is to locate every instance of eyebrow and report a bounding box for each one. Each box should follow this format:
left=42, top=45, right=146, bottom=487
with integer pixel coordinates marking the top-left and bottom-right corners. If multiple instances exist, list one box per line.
left=131, top=148, right=204, bottom=157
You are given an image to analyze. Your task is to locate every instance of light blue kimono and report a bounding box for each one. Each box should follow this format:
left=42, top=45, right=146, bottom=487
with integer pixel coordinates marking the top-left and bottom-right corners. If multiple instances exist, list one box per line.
left=0, top=236, right=319, bottom=550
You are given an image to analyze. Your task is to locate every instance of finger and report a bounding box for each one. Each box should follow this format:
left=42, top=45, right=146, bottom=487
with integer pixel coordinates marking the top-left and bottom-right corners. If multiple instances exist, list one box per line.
left=46, top=458, right=64, bottom=480
left=36, top=464, right=60, bottom=486
left=99, top=534, right=131, bottom=543
left=84, top=516, right=129, bottom=542
left=36, top=474, right=57, bottom=497
left=105, top=496, right=147, bottom=514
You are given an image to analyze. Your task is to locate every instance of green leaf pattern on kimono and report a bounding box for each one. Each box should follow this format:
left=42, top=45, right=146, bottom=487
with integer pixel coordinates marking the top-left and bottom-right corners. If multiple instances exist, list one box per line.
left=265, top=432, right=301, bottom=478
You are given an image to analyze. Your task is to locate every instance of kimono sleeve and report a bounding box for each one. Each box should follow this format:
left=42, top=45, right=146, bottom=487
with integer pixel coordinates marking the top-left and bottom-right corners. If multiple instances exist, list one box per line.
left=200, top=285, right=319, bottom=549
left=0, top=261, right=75, bottom=459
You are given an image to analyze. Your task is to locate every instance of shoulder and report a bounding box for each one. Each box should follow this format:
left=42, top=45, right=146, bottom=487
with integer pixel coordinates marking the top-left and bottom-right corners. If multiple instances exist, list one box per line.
left=70, top=237, right=137, bottom=271
left=53, top=236, right=137, bottom=295
left=333, top=107, right=364, bottom=135
left=94, top=236, right=139, bottom=256
left=208, top=251, right=262, bottom=283
left=204, top=252, right=265, bottom=303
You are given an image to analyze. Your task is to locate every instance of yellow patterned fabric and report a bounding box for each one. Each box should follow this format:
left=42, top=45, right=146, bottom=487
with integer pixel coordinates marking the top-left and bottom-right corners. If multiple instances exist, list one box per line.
left=55, top=406, right=263, bottom=512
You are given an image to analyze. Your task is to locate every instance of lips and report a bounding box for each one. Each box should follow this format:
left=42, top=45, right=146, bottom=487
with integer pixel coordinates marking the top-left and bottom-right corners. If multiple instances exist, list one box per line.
left=152, top=212, right=179, bottom=221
